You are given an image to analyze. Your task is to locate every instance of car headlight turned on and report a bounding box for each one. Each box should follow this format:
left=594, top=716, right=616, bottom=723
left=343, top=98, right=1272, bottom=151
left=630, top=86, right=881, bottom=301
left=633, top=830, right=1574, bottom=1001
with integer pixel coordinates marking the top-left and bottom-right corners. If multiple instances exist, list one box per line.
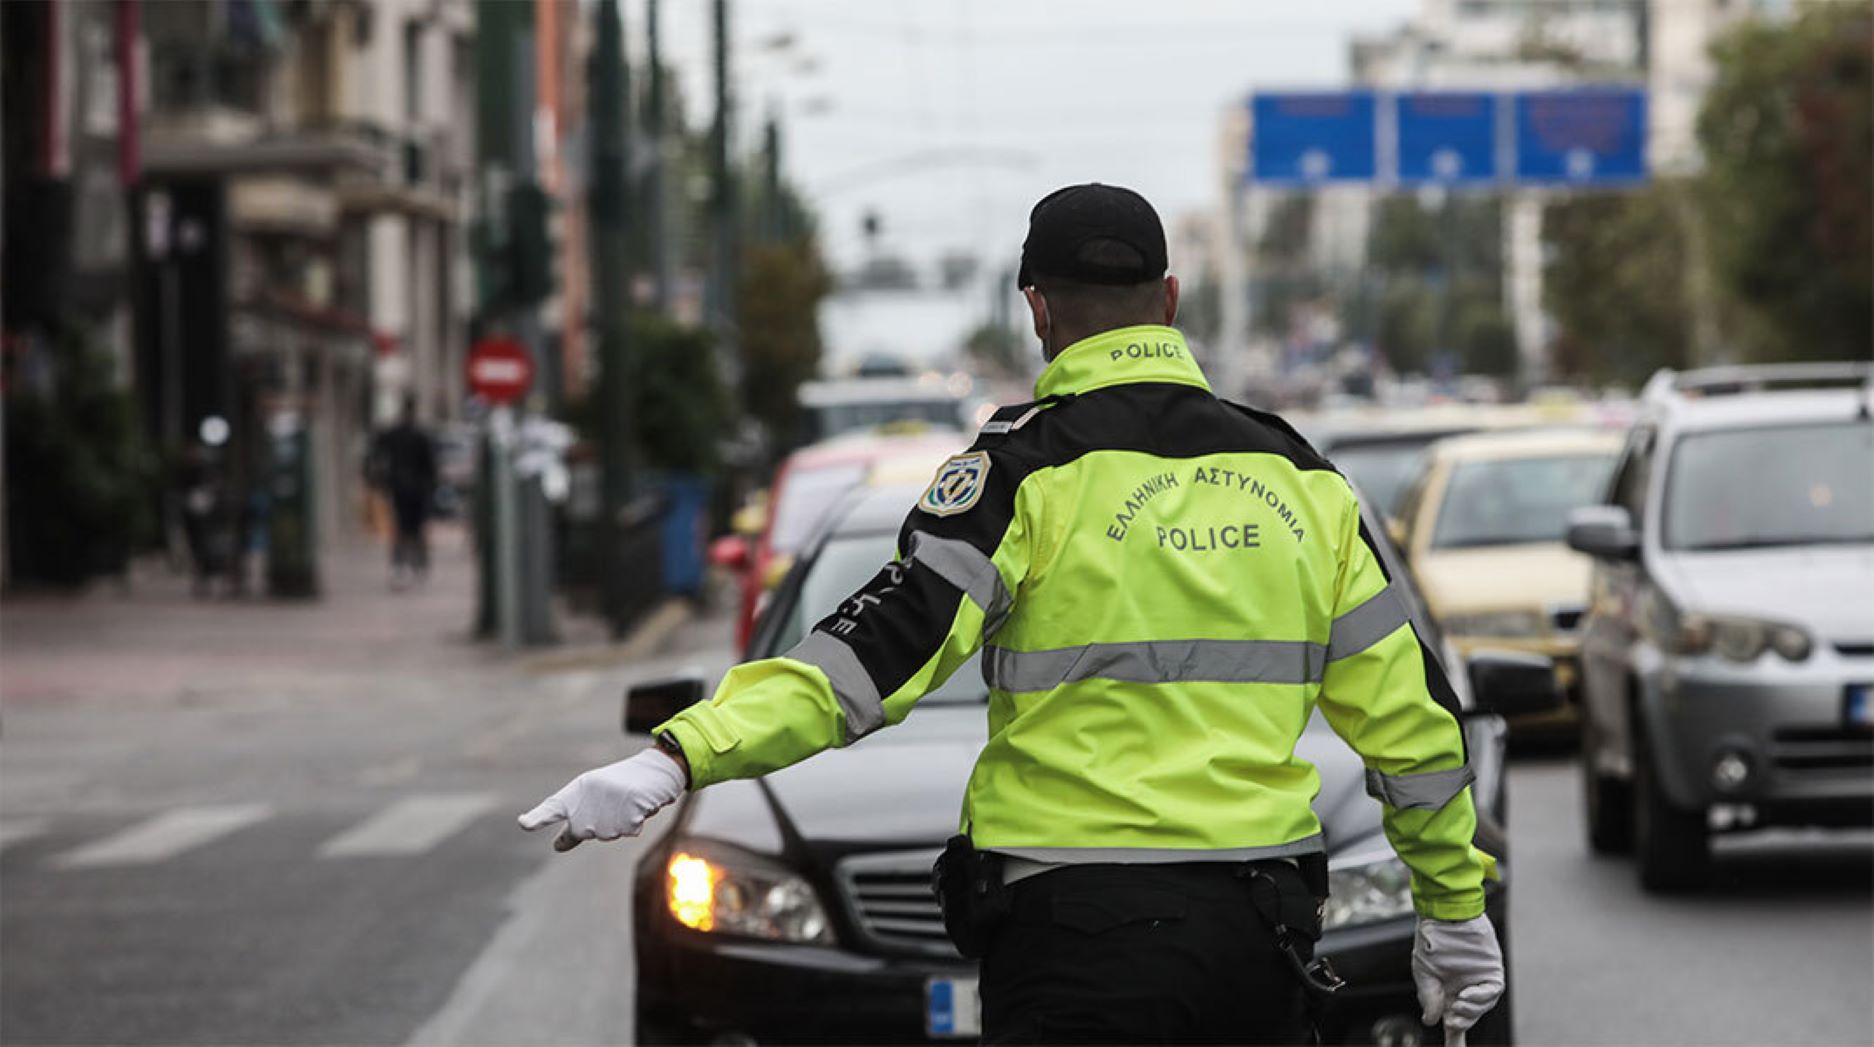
left=666, top=845, right=834, bottom=945
left=1323, top=847, right=1415, bottom=930
left=1442, top=609, right=1547, bottom=639
left=1675, top=613, right=1812, bottom=663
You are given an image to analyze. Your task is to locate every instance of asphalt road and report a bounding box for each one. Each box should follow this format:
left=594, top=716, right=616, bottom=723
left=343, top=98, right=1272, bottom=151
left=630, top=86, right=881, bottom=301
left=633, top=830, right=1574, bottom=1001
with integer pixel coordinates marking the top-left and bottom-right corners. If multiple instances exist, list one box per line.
left=3, top=568, right=1869, bottom=1045
left=1506, top=754, right=1873, bottom=1046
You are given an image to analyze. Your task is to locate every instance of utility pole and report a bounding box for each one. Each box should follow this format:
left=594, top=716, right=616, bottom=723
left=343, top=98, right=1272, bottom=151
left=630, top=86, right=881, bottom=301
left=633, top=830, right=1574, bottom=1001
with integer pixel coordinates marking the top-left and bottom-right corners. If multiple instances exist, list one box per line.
left=592, top=0, right=635, bottom=635
left=709, top=0, right=739, bottom=382
left=763, top=110, right=782, bottom=243
left=645, top=0, right=671, bottom=313
left=474, top=0, right=556, bottom=646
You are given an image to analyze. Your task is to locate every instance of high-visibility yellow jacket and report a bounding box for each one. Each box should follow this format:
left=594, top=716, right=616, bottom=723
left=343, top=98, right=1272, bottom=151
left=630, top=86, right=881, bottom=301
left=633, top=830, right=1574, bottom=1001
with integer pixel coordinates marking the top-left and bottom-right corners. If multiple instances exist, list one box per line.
left=660, top=324, right=1494, bottom=920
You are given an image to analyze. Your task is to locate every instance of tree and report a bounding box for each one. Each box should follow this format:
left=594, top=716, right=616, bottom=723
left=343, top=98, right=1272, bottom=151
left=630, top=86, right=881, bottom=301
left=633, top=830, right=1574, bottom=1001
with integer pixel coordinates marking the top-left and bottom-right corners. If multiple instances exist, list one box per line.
left=1543, top=184, right=1696, bottom=385
left=963, top=323, right=1024, bottom=379
left=1698, top=3, right=1873, bottom=361
left=739, top=239, right=832, bottom=450
left=4, top=321, right=157, bottom=585
left=629, top=316, right=724, bottom=473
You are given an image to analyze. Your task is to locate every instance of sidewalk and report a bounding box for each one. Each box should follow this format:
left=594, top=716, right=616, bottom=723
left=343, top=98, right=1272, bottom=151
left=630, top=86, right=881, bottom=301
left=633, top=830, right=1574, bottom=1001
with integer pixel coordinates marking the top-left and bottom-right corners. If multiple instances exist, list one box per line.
left=1, top=526, right=496, bottom=709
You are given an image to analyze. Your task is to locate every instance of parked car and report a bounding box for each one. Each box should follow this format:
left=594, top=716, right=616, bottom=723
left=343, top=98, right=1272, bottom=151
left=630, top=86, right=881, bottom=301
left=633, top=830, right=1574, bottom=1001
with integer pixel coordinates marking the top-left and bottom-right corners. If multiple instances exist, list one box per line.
left=1568, top=364, right=1874, bottom=891
left=629, top=482, right=1555, bottom=1045
left=712, top=430, right=965, bottom=651
left=1392, top=427, right=1623, bottom=733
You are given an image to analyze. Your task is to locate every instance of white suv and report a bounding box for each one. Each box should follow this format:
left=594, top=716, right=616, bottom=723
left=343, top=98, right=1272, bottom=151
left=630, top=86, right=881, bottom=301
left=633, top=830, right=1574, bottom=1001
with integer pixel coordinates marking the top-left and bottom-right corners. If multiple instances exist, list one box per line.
left=1567, top=364, right=1874, bottom=891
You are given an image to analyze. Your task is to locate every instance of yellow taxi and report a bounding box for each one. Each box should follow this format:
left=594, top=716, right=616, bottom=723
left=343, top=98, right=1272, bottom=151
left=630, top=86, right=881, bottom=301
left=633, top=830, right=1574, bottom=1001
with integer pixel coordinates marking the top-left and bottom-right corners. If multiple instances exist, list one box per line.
left=1392, top=427, right=1623, bottom=726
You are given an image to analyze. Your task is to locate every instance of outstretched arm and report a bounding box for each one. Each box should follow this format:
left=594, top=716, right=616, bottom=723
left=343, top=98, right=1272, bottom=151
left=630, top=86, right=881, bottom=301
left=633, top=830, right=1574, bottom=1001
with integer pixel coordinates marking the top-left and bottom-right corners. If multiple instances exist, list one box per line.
left=519, top=444, right=1035, bottom=844
left=660, top=450, right=1035, bottom=788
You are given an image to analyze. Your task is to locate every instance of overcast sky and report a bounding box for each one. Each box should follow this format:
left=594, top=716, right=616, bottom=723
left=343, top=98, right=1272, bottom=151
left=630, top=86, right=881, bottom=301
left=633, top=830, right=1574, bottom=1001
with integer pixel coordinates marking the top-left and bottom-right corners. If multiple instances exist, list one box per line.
left=639, top=0, right=1418, bottom=279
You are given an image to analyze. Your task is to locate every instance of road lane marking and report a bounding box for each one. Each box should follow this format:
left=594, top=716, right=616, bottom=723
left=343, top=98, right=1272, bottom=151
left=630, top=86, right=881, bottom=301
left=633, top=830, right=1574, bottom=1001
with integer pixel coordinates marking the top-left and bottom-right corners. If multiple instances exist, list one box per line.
left=0, top=819, right=48, bottom=854
left=51, top=805, right=272, bottom=868
left=317, top=794, right=497, bottom=858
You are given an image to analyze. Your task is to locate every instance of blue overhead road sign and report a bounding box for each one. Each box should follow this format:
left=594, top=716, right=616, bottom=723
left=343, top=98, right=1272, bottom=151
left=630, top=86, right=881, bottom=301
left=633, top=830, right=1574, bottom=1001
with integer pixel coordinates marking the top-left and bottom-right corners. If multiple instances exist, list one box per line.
left=1513, top=88, right=1647, bottom=185
left=1251, top=91, right=1378, bottom=184
left=1396, top=92, right=1500, bottom=185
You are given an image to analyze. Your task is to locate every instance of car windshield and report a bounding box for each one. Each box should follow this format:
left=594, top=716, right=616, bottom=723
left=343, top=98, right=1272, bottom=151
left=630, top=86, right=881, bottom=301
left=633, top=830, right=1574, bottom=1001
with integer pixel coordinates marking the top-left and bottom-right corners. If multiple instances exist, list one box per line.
left=1331, top=441, right=1439, bottom=515
left=773, top=532, right=986, bottom=704
left=1432, top=452, right=1618, bottom=549
left=809, top=400, right=962, bottom=442
left=1664, top=421, right=1874, bottom=551
left=767, top=463, right=869, bottom=555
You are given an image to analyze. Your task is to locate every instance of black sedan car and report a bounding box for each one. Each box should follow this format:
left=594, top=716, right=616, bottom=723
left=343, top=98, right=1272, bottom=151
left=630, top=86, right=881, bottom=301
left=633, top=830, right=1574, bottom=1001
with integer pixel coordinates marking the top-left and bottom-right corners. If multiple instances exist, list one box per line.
left=628, top=484, right=1553, bottom=1045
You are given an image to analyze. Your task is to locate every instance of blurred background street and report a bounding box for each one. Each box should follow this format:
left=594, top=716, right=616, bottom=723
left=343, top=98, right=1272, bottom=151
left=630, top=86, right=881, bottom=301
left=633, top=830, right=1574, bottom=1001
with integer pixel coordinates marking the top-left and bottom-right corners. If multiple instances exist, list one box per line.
left=3, top=0, right=1870, bottom=1043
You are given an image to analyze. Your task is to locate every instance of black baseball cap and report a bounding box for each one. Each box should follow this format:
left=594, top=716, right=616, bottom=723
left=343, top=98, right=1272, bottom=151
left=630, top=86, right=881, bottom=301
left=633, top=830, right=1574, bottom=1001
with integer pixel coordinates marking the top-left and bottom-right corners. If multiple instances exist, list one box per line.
left=1016, top=183, right=1168, bottom=290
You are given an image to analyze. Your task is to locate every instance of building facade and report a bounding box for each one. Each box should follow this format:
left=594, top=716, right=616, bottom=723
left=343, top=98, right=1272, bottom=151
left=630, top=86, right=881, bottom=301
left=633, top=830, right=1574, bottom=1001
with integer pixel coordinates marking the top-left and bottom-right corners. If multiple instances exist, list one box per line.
left=136, top=0, right=476, bottom=581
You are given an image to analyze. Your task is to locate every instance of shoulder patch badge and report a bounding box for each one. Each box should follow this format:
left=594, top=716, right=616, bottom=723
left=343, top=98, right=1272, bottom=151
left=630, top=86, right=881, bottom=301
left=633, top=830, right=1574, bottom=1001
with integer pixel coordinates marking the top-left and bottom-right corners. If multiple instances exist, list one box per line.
left=920, top=452, right=991, bottom=517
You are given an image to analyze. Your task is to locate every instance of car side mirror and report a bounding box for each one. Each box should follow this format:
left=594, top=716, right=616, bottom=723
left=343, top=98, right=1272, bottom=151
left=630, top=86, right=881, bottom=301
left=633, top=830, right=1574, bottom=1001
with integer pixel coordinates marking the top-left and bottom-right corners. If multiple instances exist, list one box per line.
left=1565, top=506, right=1639, bottom=561
left=708, top=534, right=750, bottom=572
left=1466, top=650, right=1562, bottom=718
left=623, top=676, right=708, bottom=736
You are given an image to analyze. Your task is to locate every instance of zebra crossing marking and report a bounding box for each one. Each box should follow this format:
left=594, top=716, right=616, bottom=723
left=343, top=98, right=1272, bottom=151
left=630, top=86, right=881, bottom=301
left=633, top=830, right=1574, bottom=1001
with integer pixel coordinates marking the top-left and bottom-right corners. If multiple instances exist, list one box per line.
left=50, top=804, right=272, bottom=868
left=316, top=793, right=498, bottom=858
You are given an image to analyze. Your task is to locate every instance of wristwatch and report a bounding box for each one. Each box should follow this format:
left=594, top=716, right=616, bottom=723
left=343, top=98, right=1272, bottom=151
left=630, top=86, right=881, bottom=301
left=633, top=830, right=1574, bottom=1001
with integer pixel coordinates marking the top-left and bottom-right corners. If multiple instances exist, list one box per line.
left=653, top=731, right=693, bottom=788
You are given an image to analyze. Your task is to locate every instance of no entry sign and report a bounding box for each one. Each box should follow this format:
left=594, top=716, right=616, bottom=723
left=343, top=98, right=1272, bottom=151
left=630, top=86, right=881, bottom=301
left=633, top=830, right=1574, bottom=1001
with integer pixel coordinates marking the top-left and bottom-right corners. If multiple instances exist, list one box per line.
left=467, top=337, right=534, bottom=405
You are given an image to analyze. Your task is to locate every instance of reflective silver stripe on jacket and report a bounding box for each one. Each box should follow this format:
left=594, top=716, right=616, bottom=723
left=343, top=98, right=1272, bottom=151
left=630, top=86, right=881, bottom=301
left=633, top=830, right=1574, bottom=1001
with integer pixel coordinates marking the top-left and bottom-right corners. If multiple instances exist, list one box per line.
left=1364, top=765, right=1475, bottom=811
left=1328, top=584, right=1410, bottom=662
left=982, top=638, right=1327, bottom=692
left=786, top=632, right=885, bottom=742
left=990, top=834, right=1326, bottom=866
left=907, top=533, right=1014, bottom=636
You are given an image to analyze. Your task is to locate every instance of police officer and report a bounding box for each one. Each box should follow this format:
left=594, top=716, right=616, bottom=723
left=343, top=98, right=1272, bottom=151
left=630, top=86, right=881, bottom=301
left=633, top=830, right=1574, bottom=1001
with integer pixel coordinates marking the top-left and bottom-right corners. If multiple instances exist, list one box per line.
left=521, top=184, right=1505, bottom=1045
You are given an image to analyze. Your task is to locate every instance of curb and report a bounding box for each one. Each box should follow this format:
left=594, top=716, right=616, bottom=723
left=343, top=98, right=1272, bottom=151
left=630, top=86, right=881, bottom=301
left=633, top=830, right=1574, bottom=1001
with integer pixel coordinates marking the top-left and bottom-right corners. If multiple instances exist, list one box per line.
left=520, top=600, right=696, bottom=675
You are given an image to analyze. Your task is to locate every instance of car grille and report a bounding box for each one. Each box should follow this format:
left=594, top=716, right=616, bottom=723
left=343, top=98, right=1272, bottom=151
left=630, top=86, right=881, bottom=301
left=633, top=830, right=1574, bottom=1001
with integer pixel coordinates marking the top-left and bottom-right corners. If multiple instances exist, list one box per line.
left=834, top=849, right=957, bottom=957
left=1770, top=726, right=1874, bottom=773
left=1831, top=642, right=1874, bottom=659
left=1550, top=605, right=1585, bottom=634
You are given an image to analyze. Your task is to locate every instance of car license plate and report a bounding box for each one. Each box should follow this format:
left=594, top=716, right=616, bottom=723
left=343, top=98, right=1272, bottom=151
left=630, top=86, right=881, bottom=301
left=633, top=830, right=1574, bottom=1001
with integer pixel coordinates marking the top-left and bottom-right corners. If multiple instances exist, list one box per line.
left=1847, top=684, right=1872, bottom=730
left=926, top=976, right=980, bottom=1039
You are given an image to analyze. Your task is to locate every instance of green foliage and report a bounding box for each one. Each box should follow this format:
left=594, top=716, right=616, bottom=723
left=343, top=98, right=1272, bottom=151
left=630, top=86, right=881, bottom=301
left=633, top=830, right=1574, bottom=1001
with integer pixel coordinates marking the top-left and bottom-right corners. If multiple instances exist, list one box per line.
left=1697, top=3, right=1873, bottom=361
left=1377, top=277, right=1439, bottom=374
left=5, top=324, right=158, bottom=585
left=1362, top=194, right=1514, bottom=376
left=566, top=315, right=724, bottom=474
left=963, top=323, right=1024, bottom=379
left=739, top=240, right=832, bottom=447
left=1368, top=194, right=1504, bottom=295
left=1456, top=298, right=1519, bottom=378
left=1258, top=195, right=1316, bottom=264
left=630, top=315, right=723, bottom=473
left=1543, top=184, right=1696, bottom=384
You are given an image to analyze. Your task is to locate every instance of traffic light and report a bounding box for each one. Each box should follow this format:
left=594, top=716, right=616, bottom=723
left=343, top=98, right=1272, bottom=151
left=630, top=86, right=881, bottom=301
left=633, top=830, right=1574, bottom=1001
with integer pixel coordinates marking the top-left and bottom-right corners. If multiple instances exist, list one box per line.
left=474, top=181, right=558, bottom=312
left=508, top=182, right=558, bottom=306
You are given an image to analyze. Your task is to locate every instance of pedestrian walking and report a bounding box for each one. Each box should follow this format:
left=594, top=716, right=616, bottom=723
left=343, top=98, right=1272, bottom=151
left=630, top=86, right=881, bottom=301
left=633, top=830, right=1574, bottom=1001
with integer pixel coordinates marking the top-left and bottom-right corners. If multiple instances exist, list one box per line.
left=369, top=395, right=438, bottom=589
left=519, top=185, right=1504, bottom=1045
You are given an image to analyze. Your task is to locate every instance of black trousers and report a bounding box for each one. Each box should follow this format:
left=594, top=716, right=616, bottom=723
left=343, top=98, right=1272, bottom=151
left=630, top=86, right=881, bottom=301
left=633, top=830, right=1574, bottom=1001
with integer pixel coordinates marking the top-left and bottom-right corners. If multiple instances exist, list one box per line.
left=980, top=862, right=1314, bottom=1046
left=390, top=488, right=430, bottom=573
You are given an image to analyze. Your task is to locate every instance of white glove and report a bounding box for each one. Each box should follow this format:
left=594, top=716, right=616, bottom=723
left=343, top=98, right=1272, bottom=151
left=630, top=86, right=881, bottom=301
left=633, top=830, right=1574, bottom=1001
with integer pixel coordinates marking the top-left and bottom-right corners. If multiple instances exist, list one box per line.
left=517, top=749, right=687, bottom=852
left=1412, top=914, right=1505, bottom=1047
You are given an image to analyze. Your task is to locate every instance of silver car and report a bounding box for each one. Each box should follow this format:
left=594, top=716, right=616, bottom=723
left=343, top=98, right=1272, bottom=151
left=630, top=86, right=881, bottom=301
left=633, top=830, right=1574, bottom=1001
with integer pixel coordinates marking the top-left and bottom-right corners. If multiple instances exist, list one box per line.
left=1567, top=364, right=1874, bottom=891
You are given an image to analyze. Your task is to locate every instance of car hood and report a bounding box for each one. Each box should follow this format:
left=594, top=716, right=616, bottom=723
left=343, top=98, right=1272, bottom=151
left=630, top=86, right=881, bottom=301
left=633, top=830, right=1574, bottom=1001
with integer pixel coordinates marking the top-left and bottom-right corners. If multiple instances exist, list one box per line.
left=1657, top=543, right=1874, bottom=643
left=1414, top=542, right=1590, bottom=615
left=724, top=704, right=1381, bottom=855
